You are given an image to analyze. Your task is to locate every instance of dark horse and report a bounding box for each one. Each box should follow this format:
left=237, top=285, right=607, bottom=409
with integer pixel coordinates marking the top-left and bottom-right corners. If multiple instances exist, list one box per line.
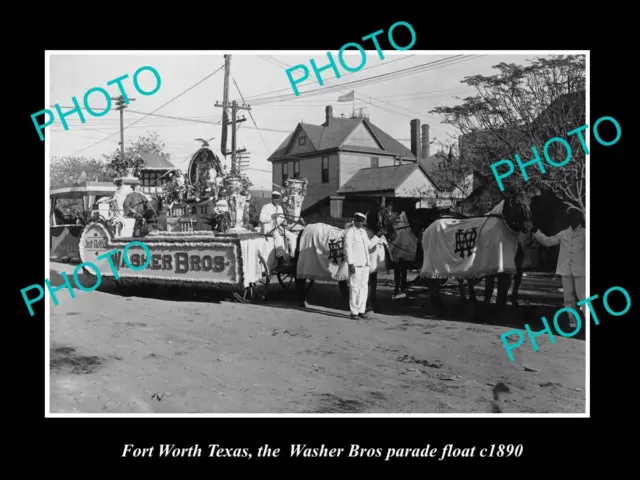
left=133, top=193, right=164, bottom=236
left=425, top=193, right=532, bottom=320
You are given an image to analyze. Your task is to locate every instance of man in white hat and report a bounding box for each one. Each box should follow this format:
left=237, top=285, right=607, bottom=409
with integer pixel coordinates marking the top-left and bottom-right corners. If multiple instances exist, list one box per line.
left=532, top=207, right=585, bottom=330
left=259, top=191, right=296, bottom=265
left=344, top=212, right=378, bottom=319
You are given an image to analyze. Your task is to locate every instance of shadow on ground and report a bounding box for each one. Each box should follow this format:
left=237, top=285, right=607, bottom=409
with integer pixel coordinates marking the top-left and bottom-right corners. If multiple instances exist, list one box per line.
left=48, top=267, right=583, bottom=341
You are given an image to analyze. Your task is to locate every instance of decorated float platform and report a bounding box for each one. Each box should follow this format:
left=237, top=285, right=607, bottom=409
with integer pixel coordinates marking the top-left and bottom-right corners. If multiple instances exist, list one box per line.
left=79, top=222, right=268, bottom=299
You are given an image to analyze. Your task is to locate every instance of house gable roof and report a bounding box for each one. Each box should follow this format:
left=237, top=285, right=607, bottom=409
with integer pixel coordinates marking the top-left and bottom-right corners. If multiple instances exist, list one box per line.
left=267, top=116, right=416, bottom=162
left=337, top=163, right=437, bottom=195
left=141, top=153, right=174, bottom=170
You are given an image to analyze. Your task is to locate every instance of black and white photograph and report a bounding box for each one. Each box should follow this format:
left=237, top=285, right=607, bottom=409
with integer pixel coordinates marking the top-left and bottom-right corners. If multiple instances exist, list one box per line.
left=44, top=51, right=588, bottom=416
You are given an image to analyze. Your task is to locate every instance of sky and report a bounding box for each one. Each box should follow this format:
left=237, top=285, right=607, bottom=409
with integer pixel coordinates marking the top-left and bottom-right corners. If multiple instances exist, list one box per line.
left=48, top=52, right=552, bottom=189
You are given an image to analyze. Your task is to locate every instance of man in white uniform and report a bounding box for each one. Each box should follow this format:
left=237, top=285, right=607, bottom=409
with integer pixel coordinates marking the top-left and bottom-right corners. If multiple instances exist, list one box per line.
left=532, top=208, right=585, bottom=330
left=344, top=212, right=377, bottom=320
left=259, top=191, right=296, bottom=265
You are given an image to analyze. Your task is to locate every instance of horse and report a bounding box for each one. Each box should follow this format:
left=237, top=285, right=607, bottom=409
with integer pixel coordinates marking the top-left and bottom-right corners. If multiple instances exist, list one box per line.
left=422, top=192, right=532, bottom=320
left=385, top=210, right=419, bottom=299
left=295, top=219, right=387, bottom=311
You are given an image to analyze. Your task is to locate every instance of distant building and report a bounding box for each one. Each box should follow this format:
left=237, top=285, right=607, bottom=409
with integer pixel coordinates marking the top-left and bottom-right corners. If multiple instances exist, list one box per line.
left=268, top=106, right=467, bottom=225
left=139, top=153, right=175, bottom=195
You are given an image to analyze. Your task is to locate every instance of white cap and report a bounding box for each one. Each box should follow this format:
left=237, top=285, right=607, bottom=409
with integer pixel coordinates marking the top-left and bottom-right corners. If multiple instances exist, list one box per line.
left=271, top=191, right=281, bottom=197
left=354, top=212, right=366, bottom=220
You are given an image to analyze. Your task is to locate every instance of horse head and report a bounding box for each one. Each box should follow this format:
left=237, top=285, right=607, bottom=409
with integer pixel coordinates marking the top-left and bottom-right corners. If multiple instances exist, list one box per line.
left=502, top=192, right=532, bottom=233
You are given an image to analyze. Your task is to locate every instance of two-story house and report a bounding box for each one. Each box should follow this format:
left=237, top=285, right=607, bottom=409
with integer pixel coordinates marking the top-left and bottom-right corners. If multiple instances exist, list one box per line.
left=268, top=106, right=454, bottom=224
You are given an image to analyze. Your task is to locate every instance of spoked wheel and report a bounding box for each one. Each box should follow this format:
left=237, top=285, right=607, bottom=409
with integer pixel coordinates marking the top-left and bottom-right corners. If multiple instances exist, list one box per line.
left=276, top=270, right=296, bottom=290
left=233, top=251, right=270, bottom=303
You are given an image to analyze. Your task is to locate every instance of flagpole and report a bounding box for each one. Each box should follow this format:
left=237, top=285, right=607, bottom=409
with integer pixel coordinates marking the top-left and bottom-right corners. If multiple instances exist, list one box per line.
left=352, top=90, right=355, bottom=117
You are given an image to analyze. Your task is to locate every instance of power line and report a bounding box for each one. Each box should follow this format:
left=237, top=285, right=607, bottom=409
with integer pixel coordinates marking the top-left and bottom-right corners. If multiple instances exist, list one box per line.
left=258, top=55, right=466, bottom=125
left=65, top=64, right=225, bottom=156
left=231, top=73, right=271, bottom=155
left=248, top=55, right=482, bottom=106
left=248, top=54, right=417, bottom=100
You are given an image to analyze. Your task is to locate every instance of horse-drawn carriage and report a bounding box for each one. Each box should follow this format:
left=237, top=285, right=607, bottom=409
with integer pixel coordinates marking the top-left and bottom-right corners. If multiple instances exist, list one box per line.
left=76, top=165, right=331, bottom=303
left=77, top=150, right=532, bottom=315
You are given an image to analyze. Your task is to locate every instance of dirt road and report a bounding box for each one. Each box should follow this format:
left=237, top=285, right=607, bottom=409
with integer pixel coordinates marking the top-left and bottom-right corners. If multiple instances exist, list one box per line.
left=49, top=265, right=585, bottom=414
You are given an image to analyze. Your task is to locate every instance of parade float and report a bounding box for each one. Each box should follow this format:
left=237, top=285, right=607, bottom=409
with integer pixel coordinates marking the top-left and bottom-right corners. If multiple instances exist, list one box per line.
left=77, top=142, right=309, bottom=302
left=77, top=55, right=312, bottom=302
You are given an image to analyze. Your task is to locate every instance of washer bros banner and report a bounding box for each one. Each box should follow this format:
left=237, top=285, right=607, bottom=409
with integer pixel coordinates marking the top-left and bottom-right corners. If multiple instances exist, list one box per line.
left=80, top=223, right=244, bottom=286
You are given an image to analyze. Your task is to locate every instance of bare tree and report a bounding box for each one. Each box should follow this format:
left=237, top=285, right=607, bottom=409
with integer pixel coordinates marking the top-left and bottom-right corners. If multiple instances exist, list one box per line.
left=430, top=55, right=586, bottom=213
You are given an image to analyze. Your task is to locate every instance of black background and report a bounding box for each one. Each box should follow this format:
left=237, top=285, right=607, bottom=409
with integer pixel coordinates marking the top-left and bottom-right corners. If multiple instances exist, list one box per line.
left=14, top=9, right=638, bottom=467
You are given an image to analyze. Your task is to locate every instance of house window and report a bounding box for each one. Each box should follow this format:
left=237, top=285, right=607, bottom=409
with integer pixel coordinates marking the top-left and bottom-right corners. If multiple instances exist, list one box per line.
left=293, top=160, right=300, bottom=179
left=371, top=156, right=379, bottom=167
left=298, top=136, right=306, bottom=146
left=321, top=156, right=329, bottom=183
left=282, top=162, right=288, bottom=183
left=192, top=206, right=197, bottom=214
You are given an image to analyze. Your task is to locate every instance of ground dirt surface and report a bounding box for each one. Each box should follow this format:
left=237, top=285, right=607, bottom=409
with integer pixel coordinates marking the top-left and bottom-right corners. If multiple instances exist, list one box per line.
left=49, top=264, right=585, bottom=414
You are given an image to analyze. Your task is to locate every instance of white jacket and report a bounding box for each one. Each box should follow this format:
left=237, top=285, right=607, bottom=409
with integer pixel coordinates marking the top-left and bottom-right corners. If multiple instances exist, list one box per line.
left=259, top=203, right=284, bottom=235
left=344, top=226, right=371, bottom=268
left=534, top=225, right=585, bottom=276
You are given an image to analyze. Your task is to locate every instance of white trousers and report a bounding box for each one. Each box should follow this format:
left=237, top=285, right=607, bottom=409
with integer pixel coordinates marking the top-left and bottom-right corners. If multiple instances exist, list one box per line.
left=561, top=275, right=586, bottom=310
left=349, top=266, right=370, bottom=315
left=273, top=229, right=297, bottom=258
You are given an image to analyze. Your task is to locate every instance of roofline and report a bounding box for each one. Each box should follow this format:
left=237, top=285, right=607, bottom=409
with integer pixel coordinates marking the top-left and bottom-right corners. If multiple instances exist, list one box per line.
left=337, top=188, right=396, bottom=195
left=50, top=185, right=117, bottom=196
left=268, top=147, right=416, bottom=162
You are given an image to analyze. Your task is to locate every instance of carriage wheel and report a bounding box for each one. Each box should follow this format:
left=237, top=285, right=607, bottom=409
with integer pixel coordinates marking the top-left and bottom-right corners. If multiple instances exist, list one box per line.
left=233, top=251, right=270, bottom=303
left=277, top=271, right=296, bottom=290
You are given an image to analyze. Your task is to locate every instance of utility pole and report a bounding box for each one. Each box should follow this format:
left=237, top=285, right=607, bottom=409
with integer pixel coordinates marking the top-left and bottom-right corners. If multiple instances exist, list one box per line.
left=218, top=55, right=232, bottom=157
left=111, top=95, right=135, bottom=165
left=214, top=55, right=251, bottom=174
left=238, top=152, right=251, bottom=174
left=230, top=100, right=250, bottom=174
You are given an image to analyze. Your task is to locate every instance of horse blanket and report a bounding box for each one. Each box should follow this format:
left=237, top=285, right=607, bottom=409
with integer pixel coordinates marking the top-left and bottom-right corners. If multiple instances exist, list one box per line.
left=420, top=204, right=520, bottom=279
left=296, top=223, right=386, bottom=281
left=387, top=211, right=418, bottom=264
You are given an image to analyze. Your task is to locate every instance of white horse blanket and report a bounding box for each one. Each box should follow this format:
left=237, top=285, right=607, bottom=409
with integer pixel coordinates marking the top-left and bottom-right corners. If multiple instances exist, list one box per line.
left=387, top=211, right=418, bottom=264
left=296, top=223, right=386, bottom=281
left=420, top=201, right=520, bottom=279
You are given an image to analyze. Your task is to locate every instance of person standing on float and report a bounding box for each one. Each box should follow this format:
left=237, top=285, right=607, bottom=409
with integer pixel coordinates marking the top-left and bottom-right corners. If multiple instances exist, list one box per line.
left=532, top=208, right=585, bottom=329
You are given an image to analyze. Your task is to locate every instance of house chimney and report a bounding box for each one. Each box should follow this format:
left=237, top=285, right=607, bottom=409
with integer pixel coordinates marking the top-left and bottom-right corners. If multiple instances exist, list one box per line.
left=410, top=119, right=421, bottom=158
left=325, top=106, right=333, bottom=125
left=421, top=124, right=430, bottom=159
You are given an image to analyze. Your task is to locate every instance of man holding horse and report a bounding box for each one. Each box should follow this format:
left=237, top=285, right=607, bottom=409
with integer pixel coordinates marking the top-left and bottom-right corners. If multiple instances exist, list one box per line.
left=345, top=212, right=380, bottom=320
left=532, top=208, right=585, bottom=329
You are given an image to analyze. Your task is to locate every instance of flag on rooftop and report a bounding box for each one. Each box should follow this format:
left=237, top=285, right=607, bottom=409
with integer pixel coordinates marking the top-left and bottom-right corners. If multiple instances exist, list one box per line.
left=338, top=90, right=355, bottom=102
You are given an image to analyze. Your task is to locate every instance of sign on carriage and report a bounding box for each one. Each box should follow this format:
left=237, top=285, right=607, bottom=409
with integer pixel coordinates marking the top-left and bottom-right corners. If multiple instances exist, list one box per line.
left=80, top=222, right=239, bottom=285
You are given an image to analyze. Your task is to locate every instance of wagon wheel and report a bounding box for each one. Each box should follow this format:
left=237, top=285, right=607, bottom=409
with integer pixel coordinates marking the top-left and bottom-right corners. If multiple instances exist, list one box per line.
left=233, top=251, right=270, bottom=303
left=276, top=267, right=296, bottom=290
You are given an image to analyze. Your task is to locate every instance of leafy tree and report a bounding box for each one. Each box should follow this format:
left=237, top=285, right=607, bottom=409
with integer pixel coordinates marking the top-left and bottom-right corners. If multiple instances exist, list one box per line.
left=430, top=55, right=586, bottom=213
left=103, top=132, right=172, bottom=179
left=50, top=156, right=111, bottom=189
